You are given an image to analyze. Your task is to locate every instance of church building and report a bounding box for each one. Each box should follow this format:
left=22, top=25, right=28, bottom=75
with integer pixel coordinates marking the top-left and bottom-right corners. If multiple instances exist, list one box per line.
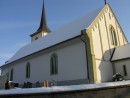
left=0, top=2, right=129, bottom=86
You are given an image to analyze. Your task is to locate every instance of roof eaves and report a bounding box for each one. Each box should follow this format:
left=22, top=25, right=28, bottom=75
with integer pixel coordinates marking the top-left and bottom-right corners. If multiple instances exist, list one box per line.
left=111, top=57, right=130, bottom=62
left=30, top=31, right=40, bottom=37
left=1, top=35, right=81, bottom=68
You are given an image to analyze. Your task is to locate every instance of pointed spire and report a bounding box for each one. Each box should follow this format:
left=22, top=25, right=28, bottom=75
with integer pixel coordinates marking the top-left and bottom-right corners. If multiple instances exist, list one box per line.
left=37, top=0, right=51, bottom=32
left=30, top=0, right=51, bottom=37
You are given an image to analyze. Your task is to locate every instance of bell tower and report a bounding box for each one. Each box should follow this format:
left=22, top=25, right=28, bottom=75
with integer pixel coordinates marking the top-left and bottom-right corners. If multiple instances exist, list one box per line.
left=30, top=0, right=51, bottom=42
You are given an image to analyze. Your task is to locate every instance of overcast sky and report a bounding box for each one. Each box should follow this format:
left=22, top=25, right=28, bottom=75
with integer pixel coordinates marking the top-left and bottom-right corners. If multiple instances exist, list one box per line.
left=0, top=0, right=130, bottom=66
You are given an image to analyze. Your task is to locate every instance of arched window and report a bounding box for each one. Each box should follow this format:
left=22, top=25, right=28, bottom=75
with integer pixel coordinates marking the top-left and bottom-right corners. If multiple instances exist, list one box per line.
left=26, top=62, right=30, bottom=78
left=50, top=53, right=58, bottom=75
left=110, top=25, right=117, bottom=45
left=35, top=37, right=38, bottom=40
left=10, top=68, right=13, bottom=81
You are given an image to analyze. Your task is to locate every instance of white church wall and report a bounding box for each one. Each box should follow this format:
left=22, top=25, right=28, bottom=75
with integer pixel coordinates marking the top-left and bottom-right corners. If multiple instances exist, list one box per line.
left=2, top=38, right=88, bottom=84
left=89, top=5, right=128, bottom=83
left=13, top=62, right=26, bottom=83
left=116, top=23, right=124, bottom=45
left=1, top=68, right=8, bottom=77
left=91, top=12, right=113, bottom=82
left=98, top=15, right=111, bottom=61
left=57, top=40, right=87, bottom=81
left=91, top=25, right=102, bottom=60
left=114, top=60, right=130, bottom=80
left=96, top=60, right=113, bottom=82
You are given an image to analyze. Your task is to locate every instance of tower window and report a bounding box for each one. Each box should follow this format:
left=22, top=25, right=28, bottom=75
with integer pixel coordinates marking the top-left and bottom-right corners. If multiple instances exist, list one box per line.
left=50, top=53, right=58, bottom=75
left=35, top=37, right=38, bottom=40
left=109, top=25, right=118, bottom=46
left=10, top=68, right=13, bottom=81
left=26, top=62, right=30, bottom=78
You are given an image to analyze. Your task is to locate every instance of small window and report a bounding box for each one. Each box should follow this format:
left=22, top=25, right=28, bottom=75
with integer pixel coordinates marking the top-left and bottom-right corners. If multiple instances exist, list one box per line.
left=26, top=62, right=30, bottom=78
left=123, top=65, right=127, bottom=76
left=35, top=37, right=38, bottom=40
left=109, top=25, right=118, bottom=46
left=50, top=53, right=58, bottom=75
left=10, top=68, right=13, bottom=81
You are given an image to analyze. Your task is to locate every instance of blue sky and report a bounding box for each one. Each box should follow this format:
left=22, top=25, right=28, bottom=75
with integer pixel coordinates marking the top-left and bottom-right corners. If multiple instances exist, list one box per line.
left=0, top=0, right=130, bottom=66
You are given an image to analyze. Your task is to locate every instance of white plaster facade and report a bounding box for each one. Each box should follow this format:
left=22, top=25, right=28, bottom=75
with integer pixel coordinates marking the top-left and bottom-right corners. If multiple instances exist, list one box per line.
left=1, top=38, right=88, bottom=84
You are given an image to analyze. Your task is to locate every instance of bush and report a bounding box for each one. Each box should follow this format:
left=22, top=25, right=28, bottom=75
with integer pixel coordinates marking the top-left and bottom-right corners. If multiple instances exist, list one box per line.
left=112, top=73, right=124, bottom=81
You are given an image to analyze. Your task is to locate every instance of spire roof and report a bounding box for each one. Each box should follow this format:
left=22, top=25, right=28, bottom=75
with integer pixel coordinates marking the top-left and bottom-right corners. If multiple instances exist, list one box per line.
left=30, top=0, right=51, bottom=37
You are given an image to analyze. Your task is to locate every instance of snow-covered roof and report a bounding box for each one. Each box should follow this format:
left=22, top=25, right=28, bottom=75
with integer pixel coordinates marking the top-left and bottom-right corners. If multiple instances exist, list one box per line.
left=2, top=6, right=104, bottom=66
left=0, top=81, right=130, bottom=95
left=112, top=44, right=130, bottom=61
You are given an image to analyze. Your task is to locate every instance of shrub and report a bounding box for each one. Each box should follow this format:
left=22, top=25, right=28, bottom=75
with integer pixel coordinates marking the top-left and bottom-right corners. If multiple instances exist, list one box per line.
left=112, top=73, right=124, bottom=81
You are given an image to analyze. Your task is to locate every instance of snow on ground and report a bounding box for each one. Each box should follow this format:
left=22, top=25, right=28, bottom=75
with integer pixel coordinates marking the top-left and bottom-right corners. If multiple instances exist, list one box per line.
left=0, top=80, right=130, bottom=95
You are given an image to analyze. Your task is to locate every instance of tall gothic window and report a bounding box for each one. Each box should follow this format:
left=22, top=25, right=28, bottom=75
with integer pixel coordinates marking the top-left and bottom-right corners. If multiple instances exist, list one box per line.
left=109, top=25, right=118, bottom=45
left=123, top=65, right=127, bottom=76
left=26, top=62, right=30, bottom=78
left=10, top=68, right=13, bottom=81
left=50, top=53, right=58, bottom=75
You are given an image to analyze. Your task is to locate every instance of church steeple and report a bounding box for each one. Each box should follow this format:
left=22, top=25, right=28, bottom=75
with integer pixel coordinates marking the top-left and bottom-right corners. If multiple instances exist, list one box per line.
left=37, top=0, right=51, bottom=33
left=30, top=0, right=51, bottom=41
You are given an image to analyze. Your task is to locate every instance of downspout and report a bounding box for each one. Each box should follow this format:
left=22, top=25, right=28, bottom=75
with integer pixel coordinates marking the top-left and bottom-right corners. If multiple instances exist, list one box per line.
left=80, top=30, right=90, bottom=83
left=0, top=68, right=1, bottom=76
left=110, top=48, right=116, bottom=75
left=110, top=48, right=116, bottom=61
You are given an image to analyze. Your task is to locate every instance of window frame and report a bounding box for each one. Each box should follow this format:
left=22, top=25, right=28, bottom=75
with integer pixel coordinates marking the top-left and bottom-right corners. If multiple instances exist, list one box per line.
left=123, top=65, right=127, bottom=76
left=26, top=62, right=30, bottom=78
left=109, top=25, right=118, bottom=46
left=10, top=68, right=13, bottom=81
left=50, top=53, right=58, bottom=75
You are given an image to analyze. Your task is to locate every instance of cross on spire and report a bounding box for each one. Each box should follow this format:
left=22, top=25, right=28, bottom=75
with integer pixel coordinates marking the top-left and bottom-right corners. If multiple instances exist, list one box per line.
left=104, top=0, right=107, bottom=5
